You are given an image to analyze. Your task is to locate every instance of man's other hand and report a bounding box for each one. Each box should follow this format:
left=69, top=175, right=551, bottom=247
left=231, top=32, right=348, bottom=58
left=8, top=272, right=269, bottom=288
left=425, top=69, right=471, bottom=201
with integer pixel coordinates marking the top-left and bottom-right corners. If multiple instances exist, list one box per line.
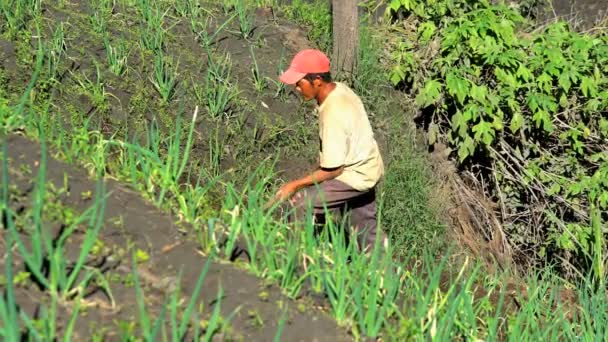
left=275, top=181, right=300, bottom=202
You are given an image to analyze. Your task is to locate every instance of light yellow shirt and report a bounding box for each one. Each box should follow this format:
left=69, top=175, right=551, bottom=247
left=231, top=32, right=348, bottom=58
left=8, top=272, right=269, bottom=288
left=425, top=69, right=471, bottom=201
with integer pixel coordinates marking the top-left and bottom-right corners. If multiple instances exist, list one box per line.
left=318, top=82, right=384, bottom=191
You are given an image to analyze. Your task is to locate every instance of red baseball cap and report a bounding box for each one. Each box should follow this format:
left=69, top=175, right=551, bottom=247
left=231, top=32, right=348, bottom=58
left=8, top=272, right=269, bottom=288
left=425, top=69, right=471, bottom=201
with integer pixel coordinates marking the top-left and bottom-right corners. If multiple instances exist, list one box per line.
left=279, top=49, right=330, bottom=84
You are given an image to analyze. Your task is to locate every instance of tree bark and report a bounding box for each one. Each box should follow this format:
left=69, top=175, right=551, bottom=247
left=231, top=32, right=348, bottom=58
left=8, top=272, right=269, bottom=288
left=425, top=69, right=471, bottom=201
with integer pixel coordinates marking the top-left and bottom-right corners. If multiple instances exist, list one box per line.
left=331, top=0, right=359, bottom=80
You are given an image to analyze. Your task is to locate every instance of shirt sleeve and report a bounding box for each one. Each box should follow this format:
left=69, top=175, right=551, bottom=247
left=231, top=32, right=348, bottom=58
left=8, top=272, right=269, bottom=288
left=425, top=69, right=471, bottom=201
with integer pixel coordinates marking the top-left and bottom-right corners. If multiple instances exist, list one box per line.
left=319, top=109, right=348, bottom=169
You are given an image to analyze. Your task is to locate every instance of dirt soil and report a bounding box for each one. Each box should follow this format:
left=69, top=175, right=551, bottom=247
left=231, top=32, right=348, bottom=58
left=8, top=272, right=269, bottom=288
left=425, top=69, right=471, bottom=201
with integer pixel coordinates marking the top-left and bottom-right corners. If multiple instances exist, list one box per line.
left=2, top=134, right=351, bottom=341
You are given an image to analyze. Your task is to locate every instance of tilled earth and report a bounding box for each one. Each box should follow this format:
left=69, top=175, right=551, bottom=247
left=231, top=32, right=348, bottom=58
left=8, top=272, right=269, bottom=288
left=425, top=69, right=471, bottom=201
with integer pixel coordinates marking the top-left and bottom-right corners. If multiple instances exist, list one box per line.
left=2, top=134, right=351, bottom=341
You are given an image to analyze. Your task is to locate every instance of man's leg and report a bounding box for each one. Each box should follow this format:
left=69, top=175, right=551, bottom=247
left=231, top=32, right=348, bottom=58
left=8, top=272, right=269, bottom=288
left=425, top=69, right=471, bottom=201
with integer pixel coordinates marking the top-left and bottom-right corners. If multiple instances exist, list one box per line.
left=290, top=180, right=386, bottom=251
left=346, top=188, right=388, bottom=253
left=289, top=179, right=348, bottom=227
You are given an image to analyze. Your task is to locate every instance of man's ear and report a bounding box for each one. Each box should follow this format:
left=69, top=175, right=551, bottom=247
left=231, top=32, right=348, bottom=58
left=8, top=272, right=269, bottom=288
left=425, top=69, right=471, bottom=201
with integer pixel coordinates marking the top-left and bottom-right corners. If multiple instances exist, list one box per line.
left=312, top=77, right=323, bottom=88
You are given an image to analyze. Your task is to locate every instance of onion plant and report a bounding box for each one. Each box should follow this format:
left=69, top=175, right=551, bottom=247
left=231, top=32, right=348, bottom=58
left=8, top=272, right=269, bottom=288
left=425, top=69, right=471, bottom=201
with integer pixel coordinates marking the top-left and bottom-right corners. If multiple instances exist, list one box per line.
left=102, top=34, right=128, bottom=76
left=0, top=0, right=41, bottom=37
left=266, top=47, right=287, bottom=99
left=151, top=52, right=178, bottom=103
left=195, top=14, right=236, bottom=49
left=138, top=2, right=171, bottom=53
left=172, top=0, right=196, bottom=18
left=4, top=133, right=113, bottom=301
left=47, top=22, right=66, bottom=80
left=132, top=255, right=167, bottom=342
left=90, top=10, right=106, bottom=34
left=233, top=0, right=255, bottom=39
left=203, top=52, right=239, bottom=120
left=107, top=106, right=198, bottom=209
left=249, top=46, right=266, bottom=93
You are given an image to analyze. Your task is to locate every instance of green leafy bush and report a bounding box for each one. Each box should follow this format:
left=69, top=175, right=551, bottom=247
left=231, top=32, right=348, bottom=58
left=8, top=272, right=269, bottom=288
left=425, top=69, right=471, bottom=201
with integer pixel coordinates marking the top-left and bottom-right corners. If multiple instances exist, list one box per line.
left=388, top=1, right=608, bottom=275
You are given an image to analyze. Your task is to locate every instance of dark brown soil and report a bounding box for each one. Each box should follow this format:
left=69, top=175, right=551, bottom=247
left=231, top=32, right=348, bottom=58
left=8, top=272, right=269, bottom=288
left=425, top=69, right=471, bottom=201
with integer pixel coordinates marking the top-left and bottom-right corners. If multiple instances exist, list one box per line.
left=2, top=134, right=351, bottom=341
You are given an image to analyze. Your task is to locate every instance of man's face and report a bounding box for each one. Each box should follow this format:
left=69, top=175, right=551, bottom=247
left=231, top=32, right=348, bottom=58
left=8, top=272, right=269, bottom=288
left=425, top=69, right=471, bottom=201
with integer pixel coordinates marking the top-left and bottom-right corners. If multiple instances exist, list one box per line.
left=295, top=77, right=317, bottom=101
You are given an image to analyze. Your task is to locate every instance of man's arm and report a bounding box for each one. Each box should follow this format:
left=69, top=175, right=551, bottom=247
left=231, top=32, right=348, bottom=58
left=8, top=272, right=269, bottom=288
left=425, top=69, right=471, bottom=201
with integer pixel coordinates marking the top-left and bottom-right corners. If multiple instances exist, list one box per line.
left=275, top=165, right=344, bottom=201
left=294, top=165, right=344, bottom=189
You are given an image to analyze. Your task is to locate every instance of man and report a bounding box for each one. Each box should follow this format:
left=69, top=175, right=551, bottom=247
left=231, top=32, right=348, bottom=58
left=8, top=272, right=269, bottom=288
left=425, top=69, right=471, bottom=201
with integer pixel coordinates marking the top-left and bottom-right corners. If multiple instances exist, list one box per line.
left=274, top=48, right=387, bottom=252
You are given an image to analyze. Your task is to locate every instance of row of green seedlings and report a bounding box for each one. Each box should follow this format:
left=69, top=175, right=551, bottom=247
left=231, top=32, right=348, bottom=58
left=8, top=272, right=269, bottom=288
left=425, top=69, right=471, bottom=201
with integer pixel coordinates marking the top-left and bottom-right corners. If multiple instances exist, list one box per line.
left=13, top=95, right=608, bottom=340
left=206, top=170, right=402, bottom=338
left=0, top=0, right=41, bottom=38
left=18, top=101, right=608, bottom=340
left=10, top=47, right=608, bottom=339
left=134, top=0, right=178, bottom=102
left=1, top=70, right=284, bottom=340
left=250, top=45, right=288, bottom=98
left=200, top=175, right=608, bottom=340
left=89, top=0, right=129, bottom=76
left=0, top=137, right=108, bottom=341
left=169, top=0, right=255, bottom=41
left=43, top=20, right=117, bottom=115
left=0, top=151, right=230, bottom=340
left=0, top=81, right=228, bottom=339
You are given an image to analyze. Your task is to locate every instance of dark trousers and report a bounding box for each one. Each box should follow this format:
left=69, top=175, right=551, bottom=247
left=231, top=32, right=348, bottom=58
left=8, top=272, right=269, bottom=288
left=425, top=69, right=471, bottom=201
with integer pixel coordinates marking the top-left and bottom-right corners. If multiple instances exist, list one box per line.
left=289, top=179, right=387, bottom=252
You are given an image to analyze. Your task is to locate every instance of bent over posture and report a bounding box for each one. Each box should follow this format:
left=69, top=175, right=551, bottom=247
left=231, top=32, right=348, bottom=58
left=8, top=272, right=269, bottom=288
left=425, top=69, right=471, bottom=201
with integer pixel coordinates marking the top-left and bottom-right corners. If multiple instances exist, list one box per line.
left=275, top=49, right=387, bottom=252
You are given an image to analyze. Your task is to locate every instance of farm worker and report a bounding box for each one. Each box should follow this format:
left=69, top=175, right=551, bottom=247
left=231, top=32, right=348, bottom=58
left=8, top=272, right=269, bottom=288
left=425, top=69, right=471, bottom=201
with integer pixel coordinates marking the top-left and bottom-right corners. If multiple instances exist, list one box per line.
left=275, top=48, right=387, bottom=253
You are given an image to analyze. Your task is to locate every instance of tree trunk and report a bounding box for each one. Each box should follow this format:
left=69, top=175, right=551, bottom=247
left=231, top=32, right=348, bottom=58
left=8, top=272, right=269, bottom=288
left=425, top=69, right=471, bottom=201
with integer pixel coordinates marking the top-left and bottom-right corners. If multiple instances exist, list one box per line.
left=331, top=0, right=358, bottom=80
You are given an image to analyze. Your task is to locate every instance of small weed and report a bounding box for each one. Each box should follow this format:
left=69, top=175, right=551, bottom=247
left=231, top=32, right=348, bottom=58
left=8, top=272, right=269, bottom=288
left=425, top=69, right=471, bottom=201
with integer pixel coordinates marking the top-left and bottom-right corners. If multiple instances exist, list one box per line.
left=258, top=290, right=270, bottom=302
left=47, top=22, right=67, bottom=80
left=266, top=47, right=287, bottom=99
left=249, top=46, right=266, bottom=93
left=247, top=309, right=265, bottom=328
left=233, top=0, right=256, bottom=39
left=103, top=34, right=129, bottom=76
left=150, top=52, right=179, bottom=103
left=90, top=10, right=106, bottom=34
left=201, top=52, right=239, bottom=120
left=135, top=249, right=150, bottom=263
left=195, top=14, right=236, bottom=49
left=71, top=61, right=115, bottom=113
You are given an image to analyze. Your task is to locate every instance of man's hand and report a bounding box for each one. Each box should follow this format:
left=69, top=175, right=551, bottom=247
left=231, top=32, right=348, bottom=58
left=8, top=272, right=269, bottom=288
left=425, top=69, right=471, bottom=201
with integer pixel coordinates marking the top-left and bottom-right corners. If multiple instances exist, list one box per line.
left=275, top=181, right=300, bottom=202
left=269, top=166, right=343, bottom=208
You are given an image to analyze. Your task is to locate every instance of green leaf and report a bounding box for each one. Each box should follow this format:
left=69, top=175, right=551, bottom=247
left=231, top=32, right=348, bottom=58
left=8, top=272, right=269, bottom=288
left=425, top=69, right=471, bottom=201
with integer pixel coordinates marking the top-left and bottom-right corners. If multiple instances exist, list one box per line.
left=580, top=76, right=598, bottom=97
left=415, top=79, right=442, bottom=107
left=451, top=110, right=469, bottom=138
left=547, top=183, right=561, bottom=195
left=599, top=118, right=608, bottom=137
left=495, top=67, right=517, bottom=88
left=472, top=120, right=495, bottom=145
left=537, top=73, right=552, bottom=93
left=446, top=72, right=470, bottom=105
left=510, top=112, right=524, bottom=133
left=537, top=93, right=558, bottom=112
left=389, top=66, right=405, bottom=85
left=492, top=111, right=504, bottom=130
left=532, top=109, right=554, bottom=133
left=458, top=136, right=475, bottom=162
left=516, top=63, right=533, bottom=82
left=389, top=0, right=402, bottom=11
left=470, top=84, right=488, bottom=103
left=558, top=72, right=572, bottom=92
left=418, top=21, right=436, bottom=43
left=559, top=93, right=569, bottom=108
left=527, top=93, right=540, bottom=112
